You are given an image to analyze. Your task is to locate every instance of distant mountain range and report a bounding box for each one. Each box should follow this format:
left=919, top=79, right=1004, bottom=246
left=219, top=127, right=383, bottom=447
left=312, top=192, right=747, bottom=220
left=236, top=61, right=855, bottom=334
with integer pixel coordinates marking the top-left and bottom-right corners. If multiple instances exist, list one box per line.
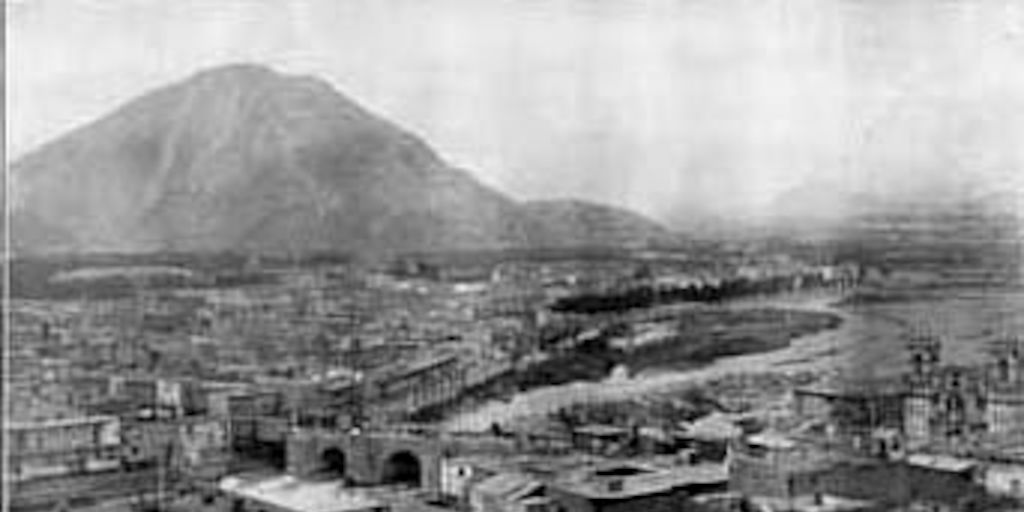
left=678, top=170, right=1021, bottom=241
left=758, top=173, right=1022, bottom=280
left=765, top=172, right=1022, bottom=250
left=11, top=63, right=1021, bottom=266
left=11, top=64, right=678, bottom=256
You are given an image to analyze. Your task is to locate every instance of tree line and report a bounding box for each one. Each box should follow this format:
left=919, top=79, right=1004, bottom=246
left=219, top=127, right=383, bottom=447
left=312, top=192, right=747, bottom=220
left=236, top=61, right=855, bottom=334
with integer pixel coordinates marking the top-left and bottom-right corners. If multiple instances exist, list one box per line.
left=551, top=271, right=858, bottom=314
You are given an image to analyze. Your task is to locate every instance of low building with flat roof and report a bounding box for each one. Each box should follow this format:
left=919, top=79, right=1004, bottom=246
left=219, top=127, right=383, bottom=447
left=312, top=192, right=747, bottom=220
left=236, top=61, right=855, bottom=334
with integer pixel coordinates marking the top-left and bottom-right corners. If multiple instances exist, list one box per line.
left=749, top=494, right=878, bottom=512
left=6, top=404, right=122, bottom=482
left=468, top=472, right=550, bottom=512
left=219, top=475, right=389, bottom=512
left=547, top=461, right=728, bottom=512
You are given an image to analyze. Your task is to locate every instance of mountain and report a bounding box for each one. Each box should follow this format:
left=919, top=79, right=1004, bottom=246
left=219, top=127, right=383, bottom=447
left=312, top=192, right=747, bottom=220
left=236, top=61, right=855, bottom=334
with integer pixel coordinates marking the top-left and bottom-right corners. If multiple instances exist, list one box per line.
left=762, top=172, right=1023, bottom=282
left=11, top=64, right=674, bottom=255
left=765, top=171, right=1022, bottom=240
left=522, top=199, right=678, bottom=248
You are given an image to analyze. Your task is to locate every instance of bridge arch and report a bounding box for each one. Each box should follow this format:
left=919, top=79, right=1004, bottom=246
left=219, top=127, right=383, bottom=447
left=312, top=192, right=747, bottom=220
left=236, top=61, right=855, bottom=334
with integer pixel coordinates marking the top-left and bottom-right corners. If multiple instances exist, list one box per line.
left=320, top=447, right=347, bottom=479
left=381, top=450, right=422, bottom=487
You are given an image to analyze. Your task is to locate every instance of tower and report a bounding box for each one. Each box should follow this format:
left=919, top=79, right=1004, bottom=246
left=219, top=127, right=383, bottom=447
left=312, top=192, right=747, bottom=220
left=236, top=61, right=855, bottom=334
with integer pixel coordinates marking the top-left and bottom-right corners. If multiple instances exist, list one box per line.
left=903, top=328, right=942, bottom=446
left=986, top=336, right=1024, bottom=441
left=994, top=337, right=1022, bottom=385
left=906, top=328, right=941, bottom=385
left=940, top=367, right=968, bottom=438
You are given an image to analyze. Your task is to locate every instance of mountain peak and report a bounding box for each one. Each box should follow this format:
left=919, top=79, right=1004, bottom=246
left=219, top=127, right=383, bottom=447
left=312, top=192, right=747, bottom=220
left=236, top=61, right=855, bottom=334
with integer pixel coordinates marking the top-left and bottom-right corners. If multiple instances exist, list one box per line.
left=186, top=63, right=338, bottom=97
left=193, top=62, right=279, bottom=81
left=11, top=65, right=675, bottom=255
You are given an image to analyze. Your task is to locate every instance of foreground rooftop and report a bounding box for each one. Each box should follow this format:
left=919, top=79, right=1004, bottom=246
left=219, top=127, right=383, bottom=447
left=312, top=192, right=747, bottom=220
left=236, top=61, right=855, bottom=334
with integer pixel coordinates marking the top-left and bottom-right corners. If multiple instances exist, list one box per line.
left=220, top=475, right=386, bottom=512
left=553, top=461, right=728, bottom=499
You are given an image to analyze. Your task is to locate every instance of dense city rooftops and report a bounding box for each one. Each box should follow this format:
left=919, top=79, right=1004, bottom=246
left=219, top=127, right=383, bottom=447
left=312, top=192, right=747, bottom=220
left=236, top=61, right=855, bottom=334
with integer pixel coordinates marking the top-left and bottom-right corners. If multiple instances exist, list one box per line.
left=7, top=397, right=87, bottom=426
left=7, top=398, right=119, bottom=429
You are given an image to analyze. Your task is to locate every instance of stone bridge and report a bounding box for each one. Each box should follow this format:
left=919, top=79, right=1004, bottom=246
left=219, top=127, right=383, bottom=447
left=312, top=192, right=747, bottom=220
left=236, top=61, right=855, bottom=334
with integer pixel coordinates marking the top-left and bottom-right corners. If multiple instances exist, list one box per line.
left=284, top=426, right=532, bottom=493
left=285, top=428, right=445, bottom=491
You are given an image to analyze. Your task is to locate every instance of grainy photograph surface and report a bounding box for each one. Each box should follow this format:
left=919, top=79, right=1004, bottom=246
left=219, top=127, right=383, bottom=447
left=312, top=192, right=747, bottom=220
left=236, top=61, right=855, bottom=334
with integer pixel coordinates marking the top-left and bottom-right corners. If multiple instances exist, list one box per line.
left=4, top=1, right=1024, bottom=511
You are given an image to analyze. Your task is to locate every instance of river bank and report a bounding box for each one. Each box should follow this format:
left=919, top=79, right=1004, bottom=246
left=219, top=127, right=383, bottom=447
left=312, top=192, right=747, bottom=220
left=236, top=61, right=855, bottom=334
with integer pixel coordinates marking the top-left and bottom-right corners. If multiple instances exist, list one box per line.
left=443, top=286, right=1024, bottom=432
left=437, top=298, right=846, bottom=430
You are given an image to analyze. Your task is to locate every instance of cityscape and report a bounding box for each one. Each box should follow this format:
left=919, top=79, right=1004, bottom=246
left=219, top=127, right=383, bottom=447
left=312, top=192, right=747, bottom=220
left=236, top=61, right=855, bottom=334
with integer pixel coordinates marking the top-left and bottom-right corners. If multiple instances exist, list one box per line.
left=5, top=2, right=1024, bottom=512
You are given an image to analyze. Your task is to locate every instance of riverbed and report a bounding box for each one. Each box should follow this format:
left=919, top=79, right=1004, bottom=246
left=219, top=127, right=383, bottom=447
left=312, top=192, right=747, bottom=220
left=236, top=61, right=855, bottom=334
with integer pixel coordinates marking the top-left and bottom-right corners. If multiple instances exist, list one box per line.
left=442, top=287, right=1024, bottom=432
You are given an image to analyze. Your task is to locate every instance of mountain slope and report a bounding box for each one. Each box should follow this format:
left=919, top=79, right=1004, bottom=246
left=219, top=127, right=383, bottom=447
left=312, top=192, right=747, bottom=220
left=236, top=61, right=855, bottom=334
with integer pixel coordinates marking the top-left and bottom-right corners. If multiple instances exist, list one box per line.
left=522, top=199, right=679, bottom=248
left=761, top=173, right=1023, bottom=283
left=11, top=64, right=672, bottom=255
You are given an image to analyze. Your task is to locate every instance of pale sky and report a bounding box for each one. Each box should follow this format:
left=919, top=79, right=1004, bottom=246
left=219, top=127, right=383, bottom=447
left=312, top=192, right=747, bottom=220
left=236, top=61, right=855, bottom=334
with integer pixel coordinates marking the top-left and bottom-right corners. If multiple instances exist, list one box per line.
left=8, top=0, right=1024, bottom=225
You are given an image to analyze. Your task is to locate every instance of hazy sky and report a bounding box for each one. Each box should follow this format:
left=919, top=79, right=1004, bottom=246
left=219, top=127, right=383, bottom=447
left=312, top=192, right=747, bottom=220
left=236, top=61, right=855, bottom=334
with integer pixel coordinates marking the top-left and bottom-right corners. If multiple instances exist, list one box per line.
left=9, top=0, right=1024, bottom=224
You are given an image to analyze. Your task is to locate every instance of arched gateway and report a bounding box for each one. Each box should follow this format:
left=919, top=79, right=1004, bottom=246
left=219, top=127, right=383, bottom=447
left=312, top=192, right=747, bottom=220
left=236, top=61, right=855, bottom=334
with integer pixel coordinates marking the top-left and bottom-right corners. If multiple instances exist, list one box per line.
left=320, top=448, right=347, bottom=478
left=286, top=429, right=442, bottom=491
left=381, top=451, right=422, bottom=487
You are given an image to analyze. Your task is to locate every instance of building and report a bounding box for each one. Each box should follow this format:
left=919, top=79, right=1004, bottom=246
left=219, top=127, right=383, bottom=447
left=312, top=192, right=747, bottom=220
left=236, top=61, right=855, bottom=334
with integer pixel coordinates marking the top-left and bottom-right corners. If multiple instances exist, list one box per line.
left=109, top=375, right=201, bottom=418
left=228, top=389, right=291, bottom=467
left=792, top=379, right=906, bottom=436
left=983, top=387, right=1024, bottom=440
left=547, top=461, right=729, bottom=512
left=901, top=453, right=988, bottom=506
left=900, top=334, right=988, bottom=447
left=728, top=432, right=832, bottom=499
left=982, top=460, right=1024, bottom=499
left=440, top=456, right=485, bottom=505
left=368, top=354, right=467, bottom=420
left=569, top=425, right=636, bottom=456
left=219, top=475, right=390, bottom=512
left=747, top=494, right=878, bottom=512
left=678, top=412, right=745, bottom=462
left=6, top=409, right=122, bottom=481
left=469, top=472, right=551, bottom=512
left=985, top=340, right=1024, bottom=441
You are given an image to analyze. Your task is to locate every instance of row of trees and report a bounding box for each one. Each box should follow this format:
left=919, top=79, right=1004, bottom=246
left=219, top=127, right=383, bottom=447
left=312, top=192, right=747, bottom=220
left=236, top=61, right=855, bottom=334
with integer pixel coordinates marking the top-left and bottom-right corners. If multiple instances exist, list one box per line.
left=551, top=271, right=858, bottom=314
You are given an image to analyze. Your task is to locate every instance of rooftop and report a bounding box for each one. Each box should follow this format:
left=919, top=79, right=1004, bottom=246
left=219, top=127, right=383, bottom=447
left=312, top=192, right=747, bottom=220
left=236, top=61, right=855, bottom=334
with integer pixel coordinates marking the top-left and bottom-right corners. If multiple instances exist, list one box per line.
left=795, top=376, right=908, bottom=397
left=680, top=412, right=745, bottom=440
left=553, top=462, right=728, bottom=499
left=906, top=453, right=978, bottom=473
left=386, top=353, right=459, bottom=375
left=7, top=397, right=110, bottom=428
left=474, top=472, right=544, bottom=501
left=219, top=475, right=386, bottom=512
left=573, top=424, right=632, bottom=437
left=747, top=432, right=798, bottom=450
left=444, top=453, right=612, bottom=480
left=751, top=494, right=876, bottom=512
left=987, top=381, right=1024, bottom=397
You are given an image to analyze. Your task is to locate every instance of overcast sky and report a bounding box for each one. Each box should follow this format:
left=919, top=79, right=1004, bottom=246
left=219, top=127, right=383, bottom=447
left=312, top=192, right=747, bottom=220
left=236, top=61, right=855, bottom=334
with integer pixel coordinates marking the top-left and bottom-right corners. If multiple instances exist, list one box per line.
left=9, top=0, right=1024, bottom=225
